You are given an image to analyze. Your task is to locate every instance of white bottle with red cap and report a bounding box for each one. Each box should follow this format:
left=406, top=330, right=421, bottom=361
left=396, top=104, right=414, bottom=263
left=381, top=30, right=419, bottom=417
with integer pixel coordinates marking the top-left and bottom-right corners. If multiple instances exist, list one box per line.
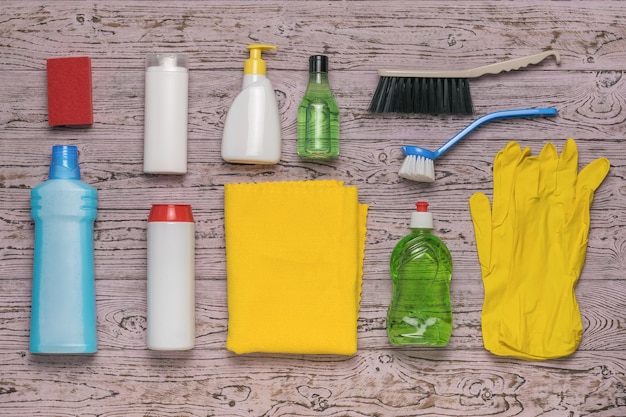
left=147, top=204, right=195, bottom=350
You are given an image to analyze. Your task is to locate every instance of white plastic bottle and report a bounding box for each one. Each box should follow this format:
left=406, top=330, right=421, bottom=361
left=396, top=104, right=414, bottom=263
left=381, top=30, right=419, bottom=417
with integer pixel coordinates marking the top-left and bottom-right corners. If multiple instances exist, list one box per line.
left=147, top=204, right=196, bottom=350
left=221, top=44, right=282, bottom=164
left=143, top=54, right=189, bottom=174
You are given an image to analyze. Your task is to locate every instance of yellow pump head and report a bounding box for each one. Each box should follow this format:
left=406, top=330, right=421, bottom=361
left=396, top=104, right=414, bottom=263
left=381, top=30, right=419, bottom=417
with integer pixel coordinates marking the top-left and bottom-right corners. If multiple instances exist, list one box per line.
left=244, top=44, right=277, bottom=75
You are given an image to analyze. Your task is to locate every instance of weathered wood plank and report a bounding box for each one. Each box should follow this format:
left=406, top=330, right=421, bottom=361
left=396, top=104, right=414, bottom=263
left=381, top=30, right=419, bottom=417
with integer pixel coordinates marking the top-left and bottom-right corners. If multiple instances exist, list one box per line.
left=0, top=348, right=625, bottom=416
left=1, top=1, right=626, bottom=72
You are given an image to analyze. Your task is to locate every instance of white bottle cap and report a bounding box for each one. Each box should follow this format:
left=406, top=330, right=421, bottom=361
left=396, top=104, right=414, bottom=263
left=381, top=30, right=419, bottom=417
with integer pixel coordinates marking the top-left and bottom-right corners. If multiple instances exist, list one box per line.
left=410, top=201, right=433, bottom=229
left=146, top=54, right=188, bottom=71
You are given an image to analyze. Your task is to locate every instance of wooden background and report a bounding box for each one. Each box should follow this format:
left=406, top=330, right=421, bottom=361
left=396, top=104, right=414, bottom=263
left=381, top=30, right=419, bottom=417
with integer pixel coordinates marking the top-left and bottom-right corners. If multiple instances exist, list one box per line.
left=1, top=1, right=626, bottom=416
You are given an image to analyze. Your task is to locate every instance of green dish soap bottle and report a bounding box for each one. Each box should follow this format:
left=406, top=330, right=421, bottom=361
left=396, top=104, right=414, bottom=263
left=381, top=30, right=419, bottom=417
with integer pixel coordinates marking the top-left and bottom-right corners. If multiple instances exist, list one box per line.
left=297, top=55, right=339, bottom=158
left=387, top=202, right=453, bottom=346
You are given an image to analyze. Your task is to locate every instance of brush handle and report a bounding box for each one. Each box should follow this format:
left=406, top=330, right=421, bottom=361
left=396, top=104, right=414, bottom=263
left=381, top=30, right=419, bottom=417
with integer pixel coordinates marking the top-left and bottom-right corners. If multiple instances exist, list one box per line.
left=432, top=107, right=558, bottom=158
left=402, top=108, right=559, bottom=159
left=378, top=51, right=560, bottom=78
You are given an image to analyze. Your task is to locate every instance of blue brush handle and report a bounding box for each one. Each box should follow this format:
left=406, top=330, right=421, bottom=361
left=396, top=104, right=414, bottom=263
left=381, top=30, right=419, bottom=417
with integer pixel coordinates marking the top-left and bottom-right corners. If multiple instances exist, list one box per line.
left=404, top=107, right=558, bottom=160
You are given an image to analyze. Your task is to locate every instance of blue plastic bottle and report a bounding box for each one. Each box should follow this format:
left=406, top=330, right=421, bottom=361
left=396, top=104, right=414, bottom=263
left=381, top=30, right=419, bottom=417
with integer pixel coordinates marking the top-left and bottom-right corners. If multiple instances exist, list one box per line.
left=30, top=145, right=98, bottom=353
left=387, top=202, right=453, bottom=346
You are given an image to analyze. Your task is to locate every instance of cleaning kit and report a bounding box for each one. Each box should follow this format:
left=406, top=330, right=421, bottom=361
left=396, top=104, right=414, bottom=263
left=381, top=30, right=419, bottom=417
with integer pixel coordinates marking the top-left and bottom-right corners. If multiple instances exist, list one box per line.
left=221, top=44, right=282, bottom=164
left=32, top=45, right=613, bottom=362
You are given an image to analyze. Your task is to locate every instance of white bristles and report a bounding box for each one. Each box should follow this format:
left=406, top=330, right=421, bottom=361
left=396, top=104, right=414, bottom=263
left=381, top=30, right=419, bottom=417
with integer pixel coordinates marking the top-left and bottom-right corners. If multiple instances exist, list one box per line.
left=398, top=154, right=435, bottom=182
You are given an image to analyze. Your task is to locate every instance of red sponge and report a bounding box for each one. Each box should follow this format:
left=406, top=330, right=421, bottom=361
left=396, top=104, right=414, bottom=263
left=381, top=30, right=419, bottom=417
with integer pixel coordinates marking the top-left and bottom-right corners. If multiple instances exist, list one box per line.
left=46, top=57, right=93, bottom=126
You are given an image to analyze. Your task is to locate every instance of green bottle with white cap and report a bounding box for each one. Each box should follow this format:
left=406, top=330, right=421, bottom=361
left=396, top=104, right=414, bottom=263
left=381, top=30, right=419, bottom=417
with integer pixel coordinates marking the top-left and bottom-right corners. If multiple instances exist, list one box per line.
left=387, top=202, right=453, bottom=346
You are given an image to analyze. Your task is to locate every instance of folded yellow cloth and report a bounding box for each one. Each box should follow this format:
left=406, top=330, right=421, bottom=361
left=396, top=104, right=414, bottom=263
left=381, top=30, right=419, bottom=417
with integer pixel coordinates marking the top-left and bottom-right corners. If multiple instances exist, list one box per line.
left=224, top=180, right=368, bottom=355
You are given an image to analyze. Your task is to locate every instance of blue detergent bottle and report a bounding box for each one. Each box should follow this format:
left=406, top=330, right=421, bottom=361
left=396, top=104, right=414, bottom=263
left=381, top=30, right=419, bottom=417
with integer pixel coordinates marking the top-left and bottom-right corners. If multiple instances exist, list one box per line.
left=30, top=145, right=98, bottom=353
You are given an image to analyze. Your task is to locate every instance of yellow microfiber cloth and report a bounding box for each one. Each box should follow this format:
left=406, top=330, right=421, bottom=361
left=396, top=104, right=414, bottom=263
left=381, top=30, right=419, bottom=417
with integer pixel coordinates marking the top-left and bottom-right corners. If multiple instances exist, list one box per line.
left=224, top=180, right=368, bottom=355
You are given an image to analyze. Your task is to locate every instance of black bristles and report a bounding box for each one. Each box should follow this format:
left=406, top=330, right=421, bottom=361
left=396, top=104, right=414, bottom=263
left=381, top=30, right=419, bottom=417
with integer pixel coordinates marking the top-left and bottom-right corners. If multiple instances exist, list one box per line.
left=368, top=76, right=474, bottom=115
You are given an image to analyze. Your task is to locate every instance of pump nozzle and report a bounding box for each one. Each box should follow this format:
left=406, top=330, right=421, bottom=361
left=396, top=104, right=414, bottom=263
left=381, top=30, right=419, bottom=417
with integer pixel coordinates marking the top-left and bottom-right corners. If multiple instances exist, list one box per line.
left=244, top=44, right=277, bottom=75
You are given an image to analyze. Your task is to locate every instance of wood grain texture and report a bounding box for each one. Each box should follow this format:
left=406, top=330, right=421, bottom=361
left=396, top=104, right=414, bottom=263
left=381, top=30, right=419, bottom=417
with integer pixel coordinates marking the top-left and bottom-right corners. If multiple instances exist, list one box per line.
left=1, top=1, right=626, bottom=416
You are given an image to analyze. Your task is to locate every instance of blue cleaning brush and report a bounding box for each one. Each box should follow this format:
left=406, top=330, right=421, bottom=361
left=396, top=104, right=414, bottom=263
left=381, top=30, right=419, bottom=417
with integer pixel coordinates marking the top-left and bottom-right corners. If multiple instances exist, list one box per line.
left=398, top=107, right=559, bottom=182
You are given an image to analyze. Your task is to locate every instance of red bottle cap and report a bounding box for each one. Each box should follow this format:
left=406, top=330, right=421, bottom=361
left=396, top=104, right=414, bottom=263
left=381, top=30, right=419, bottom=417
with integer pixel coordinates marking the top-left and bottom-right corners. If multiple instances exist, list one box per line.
left=148, top=204, right=194, bottom=222
left=416, top=201, right=429, bottom=212
left=411, top=201, right=433, bottom=229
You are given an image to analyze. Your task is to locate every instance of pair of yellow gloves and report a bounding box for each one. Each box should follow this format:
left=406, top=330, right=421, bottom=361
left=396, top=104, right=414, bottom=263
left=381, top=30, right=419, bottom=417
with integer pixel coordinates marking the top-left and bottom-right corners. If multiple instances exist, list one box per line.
left=469, top=139, right=609, bottom=360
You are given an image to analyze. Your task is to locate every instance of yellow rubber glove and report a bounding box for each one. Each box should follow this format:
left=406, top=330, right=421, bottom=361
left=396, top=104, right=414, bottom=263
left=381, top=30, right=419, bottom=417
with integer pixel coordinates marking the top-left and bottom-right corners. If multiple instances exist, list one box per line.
left=470, top=139, right=610, bottom=360
left=470, top=142, right=543, bottom=359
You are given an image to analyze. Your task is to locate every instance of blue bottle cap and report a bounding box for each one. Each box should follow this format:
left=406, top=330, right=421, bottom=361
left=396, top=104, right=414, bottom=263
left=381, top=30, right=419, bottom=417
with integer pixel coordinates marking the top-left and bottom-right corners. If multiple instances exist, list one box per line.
left=49, top=145, right=81, bottom=180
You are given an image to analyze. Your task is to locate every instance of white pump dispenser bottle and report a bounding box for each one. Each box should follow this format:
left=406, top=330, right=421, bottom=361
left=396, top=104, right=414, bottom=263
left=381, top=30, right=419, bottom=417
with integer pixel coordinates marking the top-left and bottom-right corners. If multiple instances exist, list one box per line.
left=221, top=44, right=282, bottom=164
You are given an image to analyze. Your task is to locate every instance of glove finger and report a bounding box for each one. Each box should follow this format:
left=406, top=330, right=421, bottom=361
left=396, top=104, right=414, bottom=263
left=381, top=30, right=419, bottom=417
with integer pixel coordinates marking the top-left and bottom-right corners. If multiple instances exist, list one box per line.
left=556, top=138, right=579, bottom=204
left=493, top=142, right=528, bottom=225
left=577, top=157, right=610, bottom=194
left=538, top=142, right=558, bottom=196
left=514, top=154, right=540, bottom=208
left=492, top=143, right=519, bottom=214
left=565, top=186, right=594, bottom=277
left=565, top=158, right=609, bottom=277
left=469, top=192, right=492, bottom=277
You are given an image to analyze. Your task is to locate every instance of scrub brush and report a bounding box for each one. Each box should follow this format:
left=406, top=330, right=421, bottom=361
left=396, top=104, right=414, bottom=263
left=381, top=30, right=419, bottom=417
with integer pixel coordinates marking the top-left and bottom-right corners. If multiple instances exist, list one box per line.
left=398, top=107, right=558, bottom=182
left=369, top=51, right=560, bottom=115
